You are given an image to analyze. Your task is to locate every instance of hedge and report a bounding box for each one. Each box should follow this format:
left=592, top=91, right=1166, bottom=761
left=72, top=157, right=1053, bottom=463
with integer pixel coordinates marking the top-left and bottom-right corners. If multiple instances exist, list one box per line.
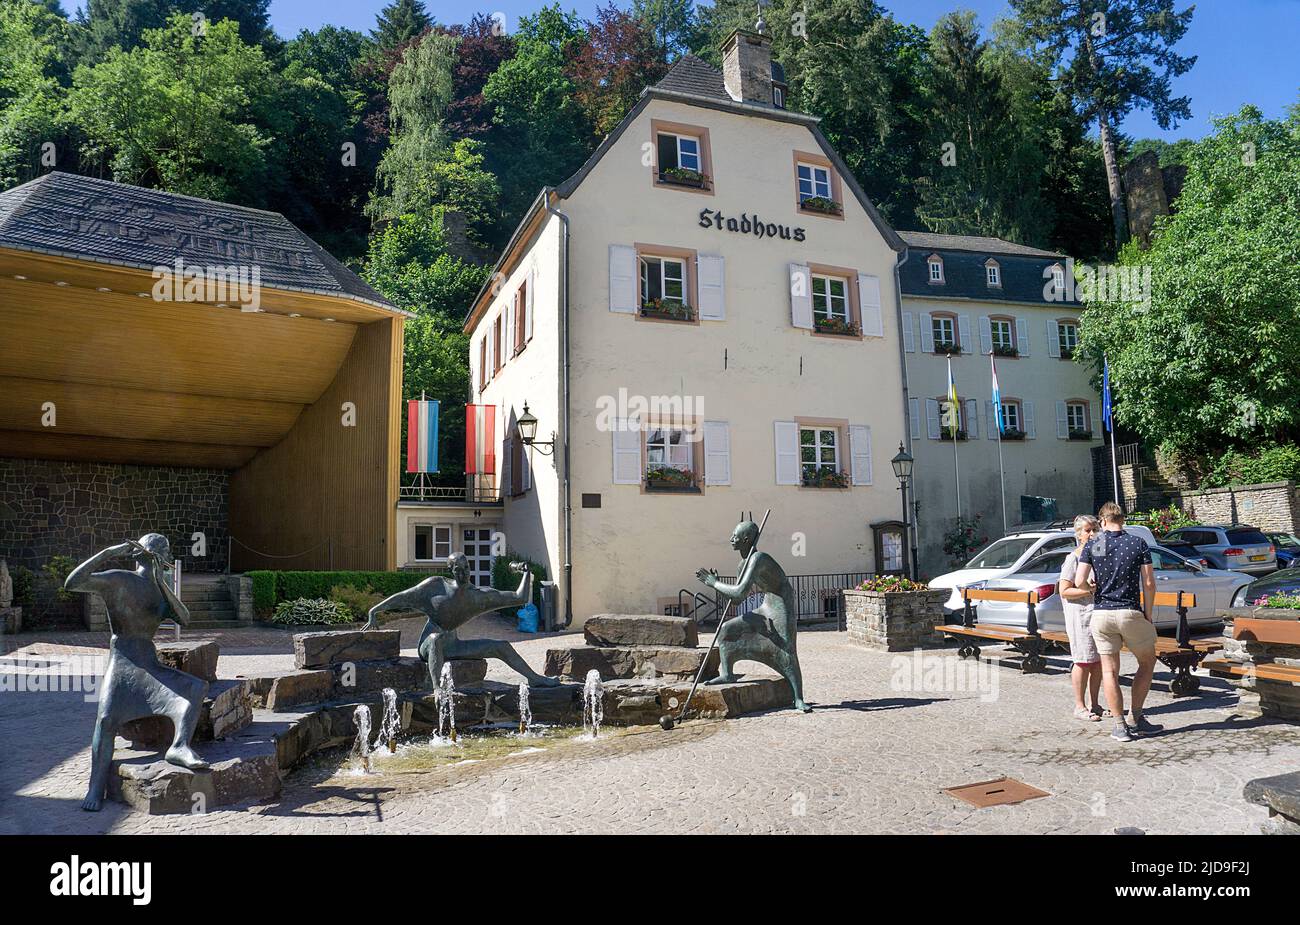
left=247, top=570, right=440, bottom=617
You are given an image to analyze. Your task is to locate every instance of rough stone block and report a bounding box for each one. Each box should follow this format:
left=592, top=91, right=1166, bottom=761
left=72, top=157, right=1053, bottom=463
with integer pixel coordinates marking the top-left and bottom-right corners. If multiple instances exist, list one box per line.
left=294, top=629, right=400, bottom=669
left=544, top=644, right=717, bottom=681
left=121, top=679, right=252, bottom=747
left=1244, top=770, right=1300, bottom=825
left=0, top=606, right=21, bottom=634
left=110, top=734, right=281, bottom=814
left=260, top=669, right=333, bottom=711
left=154, top=640, right=219, bottom=682
left=583, top=614, right=698, bottom=648
left=333, top=656, right=426, bottom=698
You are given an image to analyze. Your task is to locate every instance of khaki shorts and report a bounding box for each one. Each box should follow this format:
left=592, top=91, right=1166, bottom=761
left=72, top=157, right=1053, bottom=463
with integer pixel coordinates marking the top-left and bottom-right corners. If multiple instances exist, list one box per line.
left=1091, top=608, right=1157, bottom=657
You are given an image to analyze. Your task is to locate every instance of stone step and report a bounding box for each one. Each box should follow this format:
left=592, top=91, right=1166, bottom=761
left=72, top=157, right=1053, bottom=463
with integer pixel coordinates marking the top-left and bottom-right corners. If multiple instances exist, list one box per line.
left=544, top=644, right=718, bottom=682
left=182, top=587, right=231, bottom=603
left=120, top=678, right=253, bottom=748
left=186, top=619, right=240, bottom=629
left=294, top=629, right=401, bottom=669
left=583, top=614, right=699, bottom=648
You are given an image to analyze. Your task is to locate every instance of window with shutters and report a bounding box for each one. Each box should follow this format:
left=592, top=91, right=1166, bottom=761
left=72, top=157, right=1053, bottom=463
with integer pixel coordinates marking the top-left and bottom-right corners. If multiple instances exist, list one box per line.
left=800, top=426, right=848, bottom=488
left=931, top=313, right=958, bottom=354
left=1066, top=400, right=1091, bottom=438
left=651, top=120, right=713, bottom=193
left=644, top=424, right=701, bottom=493
left=1057, top=320, right=1079, bottom=358
left=937, top=396, right=968, bottom=441
left=793, top=151, right=842, bottom=217
left=636, top=245, right=698, bottom=323
left=513, top=280, right=528, bottom=355
left=811, top=273, right=855, bottom=336
left=990, top=315, right=1018, bottom=357
left=999, top=399, right=1025, bottom=439
left=478, top=337, right=489, bottom=389
left=493, top=314, right=504, bottom=373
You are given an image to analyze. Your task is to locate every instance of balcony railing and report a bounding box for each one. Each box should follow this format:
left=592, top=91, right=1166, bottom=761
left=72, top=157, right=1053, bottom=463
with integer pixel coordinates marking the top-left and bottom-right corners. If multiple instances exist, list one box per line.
left=399, top=483, right=501, bottom=503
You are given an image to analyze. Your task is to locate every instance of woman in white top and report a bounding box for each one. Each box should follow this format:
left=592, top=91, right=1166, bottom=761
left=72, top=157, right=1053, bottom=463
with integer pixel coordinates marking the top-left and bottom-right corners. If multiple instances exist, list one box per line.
left=1059, top=514, right=1105, bottom=721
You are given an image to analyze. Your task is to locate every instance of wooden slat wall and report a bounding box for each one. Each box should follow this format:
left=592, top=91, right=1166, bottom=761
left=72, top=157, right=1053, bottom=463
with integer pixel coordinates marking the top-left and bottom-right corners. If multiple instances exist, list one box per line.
left=228, top=317, right=402, bottom=571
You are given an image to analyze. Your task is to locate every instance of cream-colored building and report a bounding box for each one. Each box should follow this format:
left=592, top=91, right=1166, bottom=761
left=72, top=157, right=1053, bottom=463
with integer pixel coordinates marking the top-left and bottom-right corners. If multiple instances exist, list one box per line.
left=897, top=232, right=1099, bottom=576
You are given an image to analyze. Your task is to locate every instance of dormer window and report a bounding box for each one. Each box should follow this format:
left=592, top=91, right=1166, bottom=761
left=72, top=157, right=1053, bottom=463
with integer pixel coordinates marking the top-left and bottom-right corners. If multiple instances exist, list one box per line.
left=1051, top=263, right=1065, bottom=290
left=652, top=120, right=713, bottom=192
left=985, top=260, right=1001, bottom=287
left=927, top=255, right=944, bottom=284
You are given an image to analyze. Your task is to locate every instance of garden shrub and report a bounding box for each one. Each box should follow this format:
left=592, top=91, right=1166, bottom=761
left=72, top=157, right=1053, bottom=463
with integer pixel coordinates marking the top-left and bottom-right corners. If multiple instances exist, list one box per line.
left=1203, top=444, right=1300, bottom=489
left=491, top=551, right=547, bottom=607
left=246, top=570, right=436, bottom=619
left=270, top=597, right=355, bottom=626
left=11, top=565, right=36, bottom=608
left=856, top=576, right=927, bottom=593
left=330, top=583, right=384, bottom=621
left=250, top=571, right=277, bottom=617
left=1128, top=505, right=1199, bottom=534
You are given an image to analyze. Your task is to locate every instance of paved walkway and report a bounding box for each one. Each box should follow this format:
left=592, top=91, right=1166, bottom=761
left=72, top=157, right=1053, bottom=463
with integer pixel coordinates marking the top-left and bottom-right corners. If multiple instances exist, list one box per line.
left=1, top=619, right=1294, bottom=834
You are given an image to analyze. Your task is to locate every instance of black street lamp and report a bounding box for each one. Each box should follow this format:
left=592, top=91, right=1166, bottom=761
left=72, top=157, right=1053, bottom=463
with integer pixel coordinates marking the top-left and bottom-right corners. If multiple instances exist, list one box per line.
left=516, top=403, right=554, bottom=455
left=891, top=443, right=918, bottom=579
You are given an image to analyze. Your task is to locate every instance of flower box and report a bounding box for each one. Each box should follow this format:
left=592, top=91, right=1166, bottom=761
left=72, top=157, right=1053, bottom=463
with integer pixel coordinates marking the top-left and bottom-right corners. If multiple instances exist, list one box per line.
left=658, top=168, right=710, bottom=190
left=640, top=300, right=694, bottom=322
left=802, top=469, right=851, bottom=489
left=645, top=468, right=699, bottom=493
left=1068, top=429, right=1093, bottom=441
left=939, top=430, right=968, bottom=442
left=934, top=341, right=961, bottom=355
left=814, top=317, right=860, bottom=337
left=993, top=343, right=1019, bottom=358
left=1000, top=428, right=1026, bottom=441
left=1059, top=346, right=1075, bottom=359
left=800, top=196, right=842, bottom=216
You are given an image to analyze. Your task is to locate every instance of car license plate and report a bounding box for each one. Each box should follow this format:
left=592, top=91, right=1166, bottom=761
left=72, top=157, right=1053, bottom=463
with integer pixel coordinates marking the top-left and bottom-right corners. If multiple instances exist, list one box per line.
left=1250, top=554, right=1267, bottom=561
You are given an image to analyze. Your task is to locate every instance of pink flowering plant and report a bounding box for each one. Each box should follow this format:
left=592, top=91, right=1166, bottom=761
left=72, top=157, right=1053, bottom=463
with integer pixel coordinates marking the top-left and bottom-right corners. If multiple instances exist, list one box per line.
left=857, top=575, right=927, bottom=593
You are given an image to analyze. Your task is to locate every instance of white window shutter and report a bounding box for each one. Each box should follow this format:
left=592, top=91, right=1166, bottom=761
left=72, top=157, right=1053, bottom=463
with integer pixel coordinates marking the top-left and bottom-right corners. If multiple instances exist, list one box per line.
left=1056, top=400, right=1069, bottom=439
left=1089, top=401, right=1096, bottom=434
left=612, top=417, right=642, bottom=484
left=919, top=312, right=934, bottom=353
left=1046, top=319, right=1059, bottom=358
left=1016, top=317, right=1031, bottom=356
left=986, top=400, right=997, bottom=440
left=698, top=254, right=725, bottom=321
left=703, top=421, right=731, bottom=485
left=502, top=436, right=512, bottom=494
left=469, top=338, right=478, bottom=397
left=964, top=398, right=979, bottom=439
left=525, top=267, right=535, bottom=341
left=857, top=273, right=883, bottom=337
left=902, top=312, right=915, bottom=353
left=505, top=298, right=515, bottom=360
left=789, top=264, right=813, bottom=329
left=1025, top=400, right=1037, bottom=439
left=978, top=316, right=993, bottom=355
left=925, top=399, right=940, bottom=439
left=849, top=425, right=873, bottom=486
left=774, top=421, right=800, bottom=484
left=486, top=320, right=495, bottom=375
left=909, top=397, right=920, bottom=439
left=609, top=245, right=638, bottom=313
left=958, top=315, right=972, bottom=354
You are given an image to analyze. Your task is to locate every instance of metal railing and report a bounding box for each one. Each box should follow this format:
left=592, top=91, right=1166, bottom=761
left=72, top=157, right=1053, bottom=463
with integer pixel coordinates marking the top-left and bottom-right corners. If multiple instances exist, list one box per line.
left=1115, top=443, right=1141, bottom=467
left=710, top=571, right=870, bottom=629
left=399, top=483, right=501, bottom=503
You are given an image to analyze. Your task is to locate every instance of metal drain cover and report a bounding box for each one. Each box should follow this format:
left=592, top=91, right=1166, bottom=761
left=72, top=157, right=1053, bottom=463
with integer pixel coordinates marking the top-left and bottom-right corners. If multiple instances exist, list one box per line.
left=943, top=776, right=1050, bottom=808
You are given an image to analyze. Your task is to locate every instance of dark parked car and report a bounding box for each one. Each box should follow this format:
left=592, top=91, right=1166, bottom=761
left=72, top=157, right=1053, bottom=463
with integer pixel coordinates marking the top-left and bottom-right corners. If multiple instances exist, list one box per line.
left=1158, top=537, right=1210, bottom=569
left=1265, top=532, right=1300, bottom=568
left=1162, top=524, right=1277, bottom=575
left=1233, top=567, right=1300, bottom=607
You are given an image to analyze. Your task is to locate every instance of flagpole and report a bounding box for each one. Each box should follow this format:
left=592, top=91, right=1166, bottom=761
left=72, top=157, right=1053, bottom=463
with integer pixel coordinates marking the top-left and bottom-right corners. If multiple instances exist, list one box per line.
left=1110, top=423, right=1121, bottom=507
left=1103, top=354, right=1121, bottom=507
left=947, top=354, right=962, bottom=520
left=991, top=354, right=1007, bottom=534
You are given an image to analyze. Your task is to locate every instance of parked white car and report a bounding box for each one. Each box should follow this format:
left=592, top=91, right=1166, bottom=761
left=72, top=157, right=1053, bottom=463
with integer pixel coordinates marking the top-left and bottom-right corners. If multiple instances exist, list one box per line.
left=929, top=525, right=1159, bottom=619
left=972, top=545, right=1252, bottom=632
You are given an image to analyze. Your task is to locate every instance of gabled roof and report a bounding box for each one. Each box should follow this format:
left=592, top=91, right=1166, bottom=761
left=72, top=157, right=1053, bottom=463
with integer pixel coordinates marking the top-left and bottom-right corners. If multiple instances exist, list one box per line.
left=655, top=54, right=730, bottom=101
left=0, top=172, right=398, bottom=312
left=898, top=230, right=1076, bottom=305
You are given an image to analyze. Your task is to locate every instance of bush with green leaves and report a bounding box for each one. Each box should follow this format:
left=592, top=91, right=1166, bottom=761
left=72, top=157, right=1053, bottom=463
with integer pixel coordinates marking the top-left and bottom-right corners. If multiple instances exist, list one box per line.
left=330, top=584, right=384, bottom=621
left=1202, top=445, right=1300, bottom=489
left=1128, top=505, right=1200, bottom=535
left=42, top=555, right=77, bottom=601
left=856, top=576, right=927, bottom=593
left=942, top=514, right=988, bottom=566
left=491, top=551, right=547, bottom=608
left=270, top=597, right=355, bottom=626
left=247, top=570, right=437, bottom=619
left=10, top=565, right=36, bottom=608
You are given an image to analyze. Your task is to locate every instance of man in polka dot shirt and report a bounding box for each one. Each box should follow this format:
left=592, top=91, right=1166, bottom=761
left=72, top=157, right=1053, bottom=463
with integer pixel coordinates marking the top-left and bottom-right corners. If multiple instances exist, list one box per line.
left=1074, top=502, right=1159, bottom=742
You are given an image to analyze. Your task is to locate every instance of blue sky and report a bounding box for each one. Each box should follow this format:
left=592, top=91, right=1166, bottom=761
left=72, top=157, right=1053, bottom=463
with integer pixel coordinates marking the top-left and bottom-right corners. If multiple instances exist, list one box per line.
left=261, top=0, right=1296, bottom=141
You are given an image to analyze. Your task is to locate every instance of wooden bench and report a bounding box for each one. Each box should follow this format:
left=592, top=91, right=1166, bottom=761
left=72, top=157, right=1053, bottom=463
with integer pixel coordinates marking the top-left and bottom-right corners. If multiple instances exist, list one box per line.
left=1203, top=615, right=1300, bottom=687
left=936, top=588, right=1216, bottom=692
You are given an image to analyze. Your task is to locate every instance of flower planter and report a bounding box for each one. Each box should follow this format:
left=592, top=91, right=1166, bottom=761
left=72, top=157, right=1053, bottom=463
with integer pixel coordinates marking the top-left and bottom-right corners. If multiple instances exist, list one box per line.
left=802, top=471, right=851, bottom=489
left=844, top=588, right=949, bottom=651
left=800, top=196, right=842, bottom=216
left=814, top=320, right=860, bottom=337
left=993, top=345, right=1019, bottom=358
left=645, top=469, right=699, bottom=493
left=640, top=304, right=694, bottom=323
left=939, top=431, right=969, bottom=442
left=645, top=481, right=701, bottom=493
left=658, top=170, right=710, bottom=190
left=1068, top=431, right=1093, bottom=441
left=934, top=343, right=961, bottom=355
left=1000, top=429, right=1026, bottom=441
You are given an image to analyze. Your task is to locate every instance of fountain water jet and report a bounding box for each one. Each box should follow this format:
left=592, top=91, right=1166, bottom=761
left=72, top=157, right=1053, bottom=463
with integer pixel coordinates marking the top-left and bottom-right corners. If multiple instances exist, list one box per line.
left=437, top=662, right=457, bottom=742
left=582, top=669, right=603, bottom=738
left=376, top=687, right=400, bottom=753
left=351, top=704, right=373, bottom=772
left=518, top=681, right=532, bottom=735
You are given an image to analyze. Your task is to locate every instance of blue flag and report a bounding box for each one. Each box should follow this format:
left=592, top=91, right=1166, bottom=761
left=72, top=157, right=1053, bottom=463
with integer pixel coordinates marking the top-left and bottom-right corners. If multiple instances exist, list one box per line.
left=1102, top=355, right=1113, bottom=433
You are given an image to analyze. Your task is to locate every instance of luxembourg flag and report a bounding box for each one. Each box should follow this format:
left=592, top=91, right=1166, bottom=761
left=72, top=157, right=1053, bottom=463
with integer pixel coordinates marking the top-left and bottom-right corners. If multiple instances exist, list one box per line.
left=465, top=403, right=496, bottom=475
left=990, top=353, right=1004, bottom=435
left=406, top=400, right=440, bottom=473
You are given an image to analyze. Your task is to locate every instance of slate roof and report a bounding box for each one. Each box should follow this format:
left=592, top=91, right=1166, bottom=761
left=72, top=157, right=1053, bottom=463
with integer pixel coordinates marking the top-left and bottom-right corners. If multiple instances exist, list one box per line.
left=0, top=172, right=397, bottom=311
left=898, top=230, right=1078, bottom=306
left=654, top=54, right=731, bottom=102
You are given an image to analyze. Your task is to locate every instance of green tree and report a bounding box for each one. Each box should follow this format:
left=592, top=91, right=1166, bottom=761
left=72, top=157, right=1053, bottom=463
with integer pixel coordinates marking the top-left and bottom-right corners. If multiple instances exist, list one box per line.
left=1077, top=106, right=1300, bottom=455
left=632, top=0, right=694, bottom=62
left=371, top=0, right=431, bottom=52
left=1007, top=0, right=1196, bottom=248
left=76, top=0, right=272, bottom=60
left=0, top=0, right=72, bottom=186
left=67, top=13, right=273, bottom=201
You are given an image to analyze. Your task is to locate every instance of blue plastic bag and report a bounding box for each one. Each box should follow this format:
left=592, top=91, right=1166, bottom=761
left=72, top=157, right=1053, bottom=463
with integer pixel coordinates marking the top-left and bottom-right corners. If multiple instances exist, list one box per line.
left=516, top=602, right=539, bottom=633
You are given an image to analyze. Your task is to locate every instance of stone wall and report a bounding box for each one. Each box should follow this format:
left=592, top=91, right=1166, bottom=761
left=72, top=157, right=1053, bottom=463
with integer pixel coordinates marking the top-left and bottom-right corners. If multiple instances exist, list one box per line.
left=0, top=457, right=230, bottom=581
left=1175, top=481, right=1300, bottom=533
left=844, top=589, right=947, bottom=652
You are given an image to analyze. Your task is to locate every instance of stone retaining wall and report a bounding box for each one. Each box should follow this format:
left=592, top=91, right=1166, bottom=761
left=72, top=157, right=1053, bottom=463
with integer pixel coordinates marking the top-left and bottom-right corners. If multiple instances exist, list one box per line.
left=1175, top=481, right=1300, bottom=533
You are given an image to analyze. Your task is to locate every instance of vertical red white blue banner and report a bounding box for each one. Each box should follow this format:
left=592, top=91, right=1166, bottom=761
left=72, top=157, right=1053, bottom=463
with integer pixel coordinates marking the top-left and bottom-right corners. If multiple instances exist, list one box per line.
left=465, top=403, right=496, bottom=474
left=406, top=399, right=440, bottom=473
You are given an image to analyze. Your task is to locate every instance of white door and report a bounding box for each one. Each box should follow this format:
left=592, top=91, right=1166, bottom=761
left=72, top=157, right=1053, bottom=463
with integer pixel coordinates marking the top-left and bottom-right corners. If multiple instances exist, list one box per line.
left=462, top=527, right=495, bottom=588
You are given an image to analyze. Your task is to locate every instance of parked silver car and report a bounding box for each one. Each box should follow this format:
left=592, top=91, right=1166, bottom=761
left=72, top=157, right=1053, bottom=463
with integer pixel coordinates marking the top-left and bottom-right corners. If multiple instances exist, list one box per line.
left=971, top=545, right=1253, bottom=632
left=1161, top=524, right=1277, bottom=575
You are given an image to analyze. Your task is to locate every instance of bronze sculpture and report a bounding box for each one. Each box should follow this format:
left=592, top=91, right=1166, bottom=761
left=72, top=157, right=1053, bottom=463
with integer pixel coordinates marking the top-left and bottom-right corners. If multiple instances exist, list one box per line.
left=696, top=520, right=810, bottom=712
left=364, top=553, right=559, bottom=689
left=65, top=535, right=210, bottom=811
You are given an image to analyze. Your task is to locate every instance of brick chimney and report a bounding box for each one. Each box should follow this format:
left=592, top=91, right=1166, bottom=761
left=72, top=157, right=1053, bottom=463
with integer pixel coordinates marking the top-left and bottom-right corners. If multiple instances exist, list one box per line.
left=721, top=29, right=774, bottom=107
